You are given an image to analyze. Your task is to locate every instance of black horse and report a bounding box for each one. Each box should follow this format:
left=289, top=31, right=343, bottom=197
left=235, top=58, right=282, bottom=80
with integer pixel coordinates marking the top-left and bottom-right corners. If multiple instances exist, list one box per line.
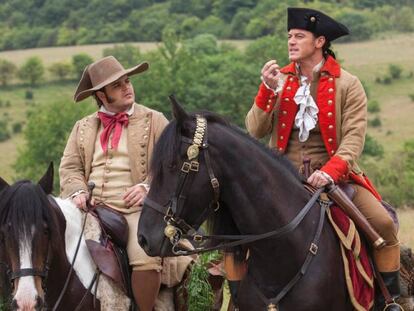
left=138, top=99, right=354, bottom=310
left=0, top=164, right=112, bottom=310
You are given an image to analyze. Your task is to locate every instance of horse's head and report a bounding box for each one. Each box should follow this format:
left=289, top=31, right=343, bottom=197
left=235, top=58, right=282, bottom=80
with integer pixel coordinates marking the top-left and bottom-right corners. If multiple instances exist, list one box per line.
left=138, top=96, right=226, bottom=257
left=0, top=163, right=58, bottom=310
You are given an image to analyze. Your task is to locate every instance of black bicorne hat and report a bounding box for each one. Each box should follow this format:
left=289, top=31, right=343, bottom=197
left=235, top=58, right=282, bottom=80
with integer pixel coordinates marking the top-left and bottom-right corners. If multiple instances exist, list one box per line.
left=287, top=7, right=349, bottom=42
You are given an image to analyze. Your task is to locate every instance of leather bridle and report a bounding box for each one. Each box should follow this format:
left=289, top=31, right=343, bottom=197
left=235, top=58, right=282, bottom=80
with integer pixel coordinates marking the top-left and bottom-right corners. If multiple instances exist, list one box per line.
left=145, top=115, right=221, bottom=254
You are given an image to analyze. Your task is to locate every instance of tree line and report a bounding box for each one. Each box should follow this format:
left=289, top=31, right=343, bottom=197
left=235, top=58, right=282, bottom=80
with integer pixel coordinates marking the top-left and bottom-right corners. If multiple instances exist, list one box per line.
left=0, top=0, right=413, bottom=51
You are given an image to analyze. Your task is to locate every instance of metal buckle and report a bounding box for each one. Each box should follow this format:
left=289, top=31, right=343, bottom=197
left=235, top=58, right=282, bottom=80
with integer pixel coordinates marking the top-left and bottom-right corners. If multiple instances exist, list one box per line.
left=309, top=243, right=318, bottom=255
left=211, top=178, right=219, bottom=189
left=181, top=162, right=191, bottom=173
left=193, top=234, right=203, bottom=243
left=190, top=161, right=199, bottom=172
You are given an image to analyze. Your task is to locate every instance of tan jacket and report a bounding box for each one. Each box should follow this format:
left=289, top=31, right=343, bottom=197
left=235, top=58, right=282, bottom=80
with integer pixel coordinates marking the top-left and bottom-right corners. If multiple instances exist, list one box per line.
left=246, top=57, right=367, bottom=181
left=59, top=103, right=168, bottom=198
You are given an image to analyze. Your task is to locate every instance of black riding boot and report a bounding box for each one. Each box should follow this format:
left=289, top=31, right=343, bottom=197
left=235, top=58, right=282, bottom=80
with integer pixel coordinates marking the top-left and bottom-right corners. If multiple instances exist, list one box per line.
left=375, top=271, right=404, bottom=311
left=228, top=280, right=240, bottom=310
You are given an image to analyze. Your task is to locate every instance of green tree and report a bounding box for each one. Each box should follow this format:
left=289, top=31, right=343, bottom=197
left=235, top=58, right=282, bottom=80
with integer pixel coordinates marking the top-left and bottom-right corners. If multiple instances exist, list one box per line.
left=48, top=62, right=72, bottom=80
left=14, top=101, right=95, bottom=190
left=103, top=44, right=142, bottom=68
left=72, top=53, right=93, bottom=79
left=0, top=59, right=17, bottom=86
left=18, top=57, right=44, bottom=86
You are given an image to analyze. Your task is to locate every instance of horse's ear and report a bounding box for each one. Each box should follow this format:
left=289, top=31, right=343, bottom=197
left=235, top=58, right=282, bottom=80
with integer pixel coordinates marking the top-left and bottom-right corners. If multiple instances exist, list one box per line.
left=38, top=162, right=54, bottom=195
left=169, top=94, right=189, bottom=124
left=0, top=177, right=9, bottom=192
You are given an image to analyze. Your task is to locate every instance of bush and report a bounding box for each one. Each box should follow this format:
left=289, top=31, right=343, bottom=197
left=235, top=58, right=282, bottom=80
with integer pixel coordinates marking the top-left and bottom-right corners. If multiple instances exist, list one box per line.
left=368, top=117, right=382, bottom=127
left=0, top=59, right=17, bottom=86
left=388, top=64, right=402, bottom=80
left=103, top=44, right=142, bottom=68
left=48, top=62, right=72, bottom=80
left=0, top=120, right=10, bottom=142
left=12, top=122, right=23, bottom=134
left=25, top=90, right=34, bottom=100
left=409, top=94, right=414, bottom=102
left=382, top=76, right=392, bottom=85
left=18, top=57, right=45, bottom=86
left=363, top=134, right=384, bottom=158
left=367, top=100, right=380, bottom=113
left=72, top=54, right=94, bottom=80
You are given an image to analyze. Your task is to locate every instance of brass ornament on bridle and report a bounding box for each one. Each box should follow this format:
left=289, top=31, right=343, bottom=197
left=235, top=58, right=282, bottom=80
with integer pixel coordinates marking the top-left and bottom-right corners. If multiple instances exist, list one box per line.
left=164, top=116, right=207, bottom=246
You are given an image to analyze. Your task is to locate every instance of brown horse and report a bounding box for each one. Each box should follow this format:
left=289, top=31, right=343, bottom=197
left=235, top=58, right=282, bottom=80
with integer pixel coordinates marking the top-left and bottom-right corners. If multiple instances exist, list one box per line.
left=0, top=164, right=108, bottom=310
left=138, top=98, right=354, bottom=310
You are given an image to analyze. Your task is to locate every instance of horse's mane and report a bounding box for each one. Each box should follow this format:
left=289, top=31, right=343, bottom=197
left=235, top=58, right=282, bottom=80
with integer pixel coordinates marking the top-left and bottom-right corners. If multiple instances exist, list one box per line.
left=0, top=180, right=60, bottom=250
left=150, top=111, right=301, bottom=187
left=149, top=111, right=303, bottom=259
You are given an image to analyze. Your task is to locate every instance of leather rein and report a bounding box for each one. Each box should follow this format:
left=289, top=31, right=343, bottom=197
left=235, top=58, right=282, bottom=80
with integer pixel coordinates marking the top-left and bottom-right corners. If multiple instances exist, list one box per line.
left=144, top=116, right=328, bottom=256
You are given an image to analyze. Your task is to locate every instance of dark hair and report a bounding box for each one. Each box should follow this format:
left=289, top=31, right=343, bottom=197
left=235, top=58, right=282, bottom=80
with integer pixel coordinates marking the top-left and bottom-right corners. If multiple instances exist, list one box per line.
left=322, top=40, right=336, bottom=59
left=93, top=88, right=106, bottom=108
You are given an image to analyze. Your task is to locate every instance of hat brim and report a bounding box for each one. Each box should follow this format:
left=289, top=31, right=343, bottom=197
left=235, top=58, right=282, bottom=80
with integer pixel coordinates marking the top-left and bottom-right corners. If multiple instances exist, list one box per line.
left=74, top=62, right=149, bottom=102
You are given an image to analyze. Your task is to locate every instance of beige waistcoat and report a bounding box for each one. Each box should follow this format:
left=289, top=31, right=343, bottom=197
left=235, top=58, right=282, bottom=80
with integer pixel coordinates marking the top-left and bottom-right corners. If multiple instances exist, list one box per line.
left=59, top=103, right=169, bottom=213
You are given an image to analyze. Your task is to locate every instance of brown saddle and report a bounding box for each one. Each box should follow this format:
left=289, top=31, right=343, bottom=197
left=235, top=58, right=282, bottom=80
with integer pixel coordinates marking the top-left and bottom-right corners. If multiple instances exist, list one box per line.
left=85, top=204, right=131, bottom=296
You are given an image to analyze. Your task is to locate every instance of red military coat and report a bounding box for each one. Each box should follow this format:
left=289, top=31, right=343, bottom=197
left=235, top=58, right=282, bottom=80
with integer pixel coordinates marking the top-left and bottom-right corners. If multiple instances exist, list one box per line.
left=246, top=56, right=381, bottom=200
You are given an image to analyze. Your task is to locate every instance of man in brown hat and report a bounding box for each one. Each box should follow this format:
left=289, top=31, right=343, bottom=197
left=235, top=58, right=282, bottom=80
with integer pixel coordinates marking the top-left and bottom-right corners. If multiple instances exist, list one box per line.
left=59, top=56, right=190, bottom=310
left=244, top=7, right=402, bottom=311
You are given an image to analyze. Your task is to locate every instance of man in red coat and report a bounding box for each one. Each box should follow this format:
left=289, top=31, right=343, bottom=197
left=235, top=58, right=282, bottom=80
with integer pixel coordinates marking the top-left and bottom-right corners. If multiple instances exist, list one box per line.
left=245, top=7, right=401, bottom=310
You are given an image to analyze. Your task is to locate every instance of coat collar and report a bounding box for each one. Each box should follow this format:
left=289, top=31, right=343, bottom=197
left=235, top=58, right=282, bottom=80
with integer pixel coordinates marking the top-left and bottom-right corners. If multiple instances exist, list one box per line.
left=280, top=55, right=341, bottom=77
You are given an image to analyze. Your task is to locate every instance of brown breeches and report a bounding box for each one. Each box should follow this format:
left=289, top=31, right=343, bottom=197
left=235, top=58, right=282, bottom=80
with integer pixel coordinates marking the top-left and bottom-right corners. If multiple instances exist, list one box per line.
left=351, top=184, right=400, bottom=272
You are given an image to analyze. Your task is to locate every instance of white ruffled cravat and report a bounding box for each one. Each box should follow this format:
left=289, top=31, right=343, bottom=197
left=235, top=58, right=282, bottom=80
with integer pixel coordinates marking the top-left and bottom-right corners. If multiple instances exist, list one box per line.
left=293, top=75, right=319, bottom=142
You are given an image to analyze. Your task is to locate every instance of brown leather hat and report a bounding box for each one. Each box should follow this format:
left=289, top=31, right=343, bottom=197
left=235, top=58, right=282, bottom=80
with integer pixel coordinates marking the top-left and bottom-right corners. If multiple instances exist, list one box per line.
left=74, top=56, right=149, bottom=102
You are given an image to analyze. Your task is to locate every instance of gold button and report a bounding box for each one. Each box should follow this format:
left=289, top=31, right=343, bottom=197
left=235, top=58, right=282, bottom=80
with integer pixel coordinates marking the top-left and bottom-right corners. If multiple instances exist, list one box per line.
left=281, top=123, right=286, bottom=128
left=289, top=77, right=294, bottom=82
left=144, top=127, right=149, bottom=131
left=141, top=169, right=146, bottom=174
left=328, top=125, right=334, bottom=129
left=331, top=150, right=335, bottom=154
left=310, top=16, right=316, bottom=22
left=268, top=99, right=272, bottom=104
left=80, top=137, right=84, bottom=141
left=80, top=130, right=84, bottom=134
left=143, top=135, right=148, bottom=140
left=329, top=77, right=334, bottom=82
left=328, top=88, right=334, bottom=93
left=266, top=105, right=270, bottom=109
left=327, top=112, right=333, bottom=117
left=280, top=136, right=284, bottom=140
left=140, top=143, right=146, bottom=148
left=278, top=147, right=283, bottom=152
left=284, top=98, right=289, bottom=102
left=282, top=110, right=287, bottom=115
left=328, top=100, right=333, bottom=105
left=287, top=86, right=292, bottom=91
left=328, top=138, right=333, bottom=143
left=140, top=152, right=146, bottom=157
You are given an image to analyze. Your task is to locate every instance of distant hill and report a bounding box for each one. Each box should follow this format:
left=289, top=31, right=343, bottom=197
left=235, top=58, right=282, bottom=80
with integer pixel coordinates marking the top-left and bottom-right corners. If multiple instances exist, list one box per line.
left=0, top=0, right=413, bottom=51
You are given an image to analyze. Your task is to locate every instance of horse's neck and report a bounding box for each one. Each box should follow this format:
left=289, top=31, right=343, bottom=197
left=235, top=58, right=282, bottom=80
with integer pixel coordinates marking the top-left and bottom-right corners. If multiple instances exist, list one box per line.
left=218, top=142, right=309, bottom=232
left=50, top=198, right=98, bottom=290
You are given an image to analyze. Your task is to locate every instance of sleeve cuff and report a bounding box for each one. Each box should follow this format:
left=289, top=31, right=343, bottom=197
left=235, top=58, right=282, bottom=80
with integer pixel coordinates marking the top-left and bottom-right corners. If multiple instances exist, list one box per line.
left=320, top=155, right=349, bottom=183
left=255, top=82, right=277, bottom=112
